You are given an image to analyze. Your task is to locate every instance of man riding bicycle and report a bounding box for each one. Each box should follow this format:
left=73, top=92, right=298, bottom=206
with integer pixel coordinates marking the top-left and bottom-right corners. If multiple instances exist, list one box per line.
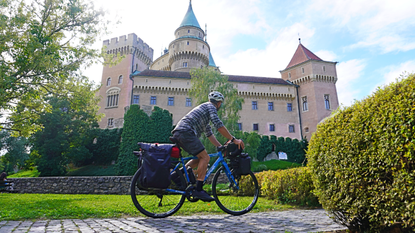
left=172, top=91, right=244, bottom=202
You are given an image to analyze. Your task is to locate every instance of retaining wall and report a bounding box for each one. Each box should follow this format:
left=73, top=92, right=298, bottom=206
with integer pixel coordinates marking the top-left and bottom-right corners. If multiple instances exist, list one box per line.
left=7, top=177, right=133, bottom=195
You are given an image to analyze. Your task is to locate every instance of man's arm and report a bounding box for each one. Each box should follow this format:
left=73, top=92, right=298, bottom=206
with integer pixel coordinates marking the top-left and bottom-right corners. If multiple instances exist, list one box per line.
left=217, top=126, right=245, bottom=149
left=208, top=134, right=222, bottom=147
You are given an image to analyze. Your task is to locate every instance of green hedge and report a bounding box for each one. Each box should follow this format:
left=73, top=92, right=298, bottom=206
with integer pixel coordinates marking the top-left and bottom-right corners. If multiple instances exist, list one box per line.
left=256, top=135, right=307, bottom=163
left=115, top=105, right=173, bottom=175
left=307, top=73, right=415, bottom=232
left=252, top=167, right=319, bottom=206
left=87, top=128, right=122, bottom=165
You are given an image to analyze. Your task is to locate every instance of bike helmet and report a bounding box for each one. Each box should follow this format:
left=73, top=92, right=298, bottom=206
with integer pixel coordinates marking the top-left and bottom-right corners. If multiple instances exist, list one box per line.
left=208, top=91, right=224, bottom=102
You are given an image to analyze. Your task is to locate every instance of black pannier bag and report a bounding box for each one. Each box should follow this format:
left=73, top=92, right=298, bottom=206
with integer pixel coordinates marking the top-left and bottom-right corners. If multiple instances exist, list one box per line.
left=138, top=143, right=174, bottom=189
left=239, top=153, right=251, bottom=175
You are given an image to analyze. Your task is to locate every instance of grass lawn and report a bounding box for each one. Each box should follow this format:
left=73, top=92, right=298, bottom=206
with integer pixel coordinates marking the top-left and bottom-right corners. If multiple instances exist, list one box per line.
left=0, top=193, right=298, bottom=221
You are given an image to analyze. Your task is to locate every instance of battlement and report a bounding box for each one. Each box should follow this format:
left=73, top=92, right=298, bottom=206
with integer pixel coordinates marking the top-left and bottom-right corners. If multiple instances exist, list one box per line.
left=103, top=33, right=154, bottom=61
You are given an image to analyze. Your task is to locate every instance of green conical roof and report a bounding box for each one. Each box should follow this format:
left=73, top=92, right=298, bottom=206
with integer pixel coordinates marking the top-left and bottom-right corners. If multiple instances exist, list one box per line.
left=209, top=52, right=216, bottom=67
left=179, top=1, right=201, bottom=29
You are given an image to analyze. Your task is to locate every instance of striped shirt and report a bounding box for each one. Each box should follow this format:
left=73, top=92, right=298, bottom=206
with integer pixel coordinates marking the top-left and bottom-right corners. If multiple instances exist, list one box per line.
left=173, top=102, right=224, bottom=138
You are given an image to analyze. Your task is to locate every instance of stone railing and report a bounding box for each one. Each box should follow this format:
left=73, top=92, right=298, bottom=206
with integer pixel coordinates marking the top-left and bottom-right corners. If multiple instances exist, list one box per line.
left=7, top=176, right=133, bottom=195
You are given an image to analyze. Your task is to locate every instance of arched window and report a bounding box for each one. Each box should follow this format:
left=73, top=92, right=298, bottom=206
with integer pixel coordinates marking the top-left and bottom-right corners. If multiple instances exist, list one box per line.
left=118, top=75, right=123, bottom=84
left=106, top=77, right=111, bottom=86
left=302, top=96, right=308, bottom=111
left=106, top=87, right=121, bottom=108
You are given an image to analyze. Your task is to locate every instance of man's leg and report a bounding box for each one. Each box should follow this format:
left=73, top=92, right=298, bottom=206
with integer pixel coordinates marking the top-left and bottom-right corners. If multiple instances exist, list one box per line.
left=194, top=150, right=209, bottom=181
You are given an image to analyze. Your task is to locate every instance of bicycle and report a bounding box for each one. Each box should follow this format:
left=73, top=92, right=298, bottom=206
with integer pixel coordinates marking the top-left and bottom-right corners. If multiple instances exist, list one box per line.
left=130, top=138, right=260, bottom=218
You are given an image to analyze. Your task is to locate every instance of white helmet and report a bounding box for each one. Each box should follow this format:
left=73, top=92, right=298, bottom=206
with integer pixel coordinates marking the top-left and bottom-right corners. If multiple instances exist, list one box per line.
left=208, top=91, right=224, bottom=102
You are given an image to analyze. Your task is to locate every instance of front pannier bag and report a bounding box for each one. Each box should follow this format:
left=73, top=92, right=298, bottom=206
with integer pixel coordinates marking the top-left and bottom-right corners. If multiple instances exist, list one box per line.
left=138, top=143, right=174, bottom=189
left=239, top=153, right=251, bottom=175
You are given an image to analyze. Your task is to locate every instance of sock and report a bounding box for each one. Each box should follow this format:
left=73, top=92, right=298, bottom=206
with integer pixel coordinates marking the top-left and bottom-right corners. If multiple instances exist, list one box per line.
left=196, top=180, right=203, bottom=191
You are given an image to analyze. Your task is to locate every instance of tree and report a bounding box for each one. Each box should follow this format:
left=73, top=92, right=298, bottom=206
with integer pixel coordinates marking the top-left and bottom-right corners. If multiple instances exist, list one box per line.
left=0, top=130, right=29, bottom=172
left=0, top=0, right=108, bottom=136
left=31, top=78, right=100, bottom=176
left=188, top=68, right=244, bottom=152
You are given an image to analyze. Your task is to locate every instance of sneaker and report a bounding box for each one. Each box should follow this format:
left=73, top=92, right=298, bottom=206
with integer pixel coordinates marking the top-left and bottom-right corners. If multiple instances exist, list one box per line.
left=193, top=190, right=215, bottom=202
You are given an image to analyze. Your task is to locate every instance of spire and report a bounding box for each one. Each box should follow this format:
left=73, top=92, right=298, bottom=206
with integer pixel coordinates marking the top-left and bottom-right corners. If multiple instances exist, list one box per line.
left=208, top=52, right=216, bottom=67
left=285, top=43, right=322, bottom=69
left=179, top=0, right=201, bottom=29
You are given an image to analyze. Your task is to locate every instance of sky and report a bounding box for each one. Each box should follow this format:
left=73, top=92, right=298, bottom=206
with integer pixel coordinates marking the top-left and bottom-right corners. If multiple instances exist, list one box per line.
left=84, top=0, right=415, bottom=107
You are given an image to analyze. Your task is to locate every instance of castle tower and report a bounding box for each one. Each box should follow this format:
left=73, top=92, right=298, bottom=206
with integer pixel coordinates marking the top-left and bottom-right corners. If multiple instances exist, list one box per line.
left=280, top=41, right=339, bottom=140
left=97, top=33, right=154, bottom=128
left=150, top=1, right=210, bottom=72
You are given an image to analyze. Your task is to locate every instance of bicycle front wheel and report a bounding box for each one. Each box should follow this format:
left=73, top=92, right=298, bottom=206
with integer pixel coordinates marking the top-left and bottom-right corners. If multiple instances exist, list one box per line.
left=212, top=166, right=259, bottom=215
left=130, top=166, right=186, bottom=218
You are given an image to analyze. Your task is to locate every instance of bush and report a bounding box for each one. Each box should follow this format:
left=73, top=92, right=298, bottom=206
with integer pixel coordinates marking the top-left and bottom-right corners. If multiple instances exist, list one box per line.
left=307, top=73, right=415, bottom=232
left=256, top=135, right=307, bottom=163
left=254, top=167, right=319, bottom=206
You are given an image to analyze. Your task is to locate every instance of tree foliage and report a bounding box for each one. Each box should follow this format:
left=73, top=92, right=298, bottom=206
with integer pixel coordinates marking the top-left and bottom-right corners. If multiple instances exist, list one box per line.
left=87, top=128, right=123, bottom=165
left=0, top=0, right=108, bottom=136
left=307, top=73, right=415, bottom=232
left=31, top=85, right=100, bottom=176
left=0, top=130, right=29, bottom=172
left=188, top=68, right=244, bottom=152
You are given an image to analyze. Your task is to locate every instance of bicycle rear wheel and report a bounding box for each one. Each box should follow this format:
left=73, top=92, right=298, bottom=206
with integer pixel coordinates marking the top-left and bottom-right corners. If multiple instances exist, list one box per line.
left=130, top=166, right=186, bottom=218
left=212, top=166, right=259, bottom=215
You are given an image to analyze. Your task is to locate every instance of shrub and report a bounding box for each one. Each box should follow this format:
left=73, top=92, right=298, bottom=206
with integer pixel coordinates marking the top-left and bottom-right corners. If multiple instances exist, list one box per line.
left=256, top=135, right=307, bottom=163
left=253, top=167, right=319, bottom=206
left=307, top=73, right=415, bottom=232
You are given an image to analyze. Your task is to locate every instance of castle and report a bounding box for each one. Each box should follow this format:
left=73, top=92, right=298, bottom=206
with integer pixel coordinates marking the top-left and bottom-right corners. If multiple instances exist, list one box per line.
left=96, top=1, right=339, bottom=141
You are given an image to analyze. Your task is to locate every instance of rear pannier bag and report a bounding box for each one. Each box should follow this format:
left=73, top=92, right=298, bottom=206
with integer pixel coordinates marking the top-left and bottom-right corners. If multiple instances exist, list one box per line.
left=239, top=153, right=251, bottom=175
left=138, top=143, right=174, bottom=189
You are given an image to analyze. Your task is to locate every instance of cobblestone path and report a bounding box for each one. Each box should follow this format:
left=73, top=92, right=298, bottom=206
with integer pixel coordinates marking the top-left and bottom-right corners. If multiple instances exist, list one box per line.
left=0, top=209, right=347, bottom=233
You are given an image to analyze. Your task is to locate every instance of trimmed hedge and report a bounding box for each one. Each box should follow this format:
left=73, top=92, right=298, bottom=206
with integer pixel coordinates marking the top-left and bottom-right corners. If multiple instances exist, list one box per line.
left=256, top=135, right=307, bottom=163
left=252, top=167, right=319, bottom=206
left=307, top=73, right=415, bottom=232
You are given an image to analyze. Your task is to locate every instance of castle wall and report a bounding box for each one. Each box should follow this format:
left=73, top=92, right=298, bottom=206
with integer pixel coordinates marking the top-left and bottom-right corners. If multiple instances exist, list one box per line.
left=98, top=33, right=154, bottom=128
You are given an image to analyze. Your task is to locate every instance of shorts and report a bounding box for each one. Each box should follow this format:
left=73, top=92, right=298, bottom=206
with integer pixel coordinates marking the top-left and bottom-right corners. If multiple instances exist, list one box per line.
left=172, top=130, right=205, bottom=156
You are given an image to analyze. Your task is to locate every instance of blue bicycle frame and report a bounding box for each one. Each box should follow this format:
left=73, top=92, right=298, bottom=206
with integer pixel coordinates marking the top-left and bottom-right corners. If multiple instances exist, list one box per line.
left=166, top=151, right=239, bottom=195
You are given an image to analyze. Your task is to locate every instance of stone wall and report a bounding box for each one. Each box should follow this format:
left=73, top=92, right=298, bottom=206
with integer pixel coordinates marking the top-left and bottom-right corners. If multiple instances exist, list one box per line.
left=7, top=176, right=133, bottom=195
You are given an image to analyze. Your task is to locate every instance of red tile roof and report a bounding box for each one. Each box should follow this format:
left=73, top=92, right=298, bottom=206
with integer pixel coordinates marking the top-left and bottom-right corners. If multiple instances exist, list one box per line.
left=135, top=70, right=291, bottom=85
left=285, top=44, right=322, bottom=69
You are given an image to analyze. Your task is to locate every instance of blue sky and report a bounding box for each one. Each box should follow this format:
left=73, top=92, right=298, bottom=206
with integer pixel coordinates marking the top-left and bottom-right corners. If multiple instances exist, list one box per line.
left=86, top=0, right=415, bottom=106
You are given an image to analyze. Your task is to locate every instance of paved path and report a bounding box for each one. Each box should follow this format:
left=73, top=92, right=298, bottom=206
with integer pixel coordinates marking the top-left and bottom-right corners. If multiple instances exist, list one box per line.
left=0, top=209, right=346, bottom=233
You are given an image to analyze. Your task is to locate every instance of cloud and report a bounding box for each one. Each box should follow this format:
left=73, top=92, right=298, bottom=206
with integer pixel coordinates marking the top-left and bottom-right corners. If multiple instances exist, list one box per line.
left=315, top=50, right=337, bottom=62
left=374, top=60, right=415, bottom=91
left=217, top=23, right=315, bottom=78
left=336, top=59, right=366, bottom=106
left=308, top=0, right=415, bottom=53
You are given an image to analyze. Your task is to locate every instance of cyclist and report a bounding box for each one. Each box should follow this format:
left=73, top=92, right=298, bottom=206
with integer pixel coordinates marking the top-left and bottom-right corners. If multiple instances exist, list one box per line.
left=172, top=91, right=244, bottom=202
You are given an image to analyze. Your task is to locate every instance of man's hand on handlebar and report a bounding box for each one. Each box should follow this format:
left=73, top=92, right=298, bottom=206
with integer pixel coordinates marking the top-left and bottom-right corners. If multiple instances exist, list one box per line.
left=233, top=138, right=245, bottom=150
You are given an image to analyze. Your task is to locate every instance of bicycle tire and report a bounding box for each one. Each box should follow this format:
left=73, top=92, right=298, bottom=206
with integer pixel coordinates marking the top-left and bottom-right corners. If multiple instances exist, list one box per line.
left=130, top=166, right=186, bottom=218
left=212, top=166, right=259, bottom=215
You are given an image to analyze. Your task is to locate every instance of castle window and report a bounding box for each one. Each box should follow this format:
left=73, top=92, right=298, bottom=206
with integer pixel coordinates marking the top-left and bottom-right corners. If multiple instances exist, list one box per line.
left=270, top=124, right=275, bottom=132
left=253, top=123, right=259, bottom=131
left=188, top=30, right=190, bottom=33
left=323, top=66, right=326, bottom=72
left=108, top=118, right=114, bottom=128
left=203, top=45, right=204, bottom=49
left=107, top=77, right=111, bottom=86
left=183, top=62, right=188, bottom=67
left=238, top=123, right=242, bottom=130
left=150, top=96, right=157, bottom=105
left=288, top=73, right=291, bottom=79
left=324, top=94, right=330, bottom=110
left=133, top=95, right=139, bottom=104
left=186, top=98, right=192, bottom=107
left=187, top=41, right=189, bottom=45
left=136, top=64, right=138, bottom=70
left=305, top=127, right=309, bottom=133
left=168, top=97, right=174, bottom=106
left=302, top=96, right=308, bottom=111
left=289, top=125, right=295, bottom=133
left=118, top=75, right=123, bottom=84
left=252, top=101, right=258, bottom=110
left=287, top=103, right=293, bottom=112
left=268, top=102, right=274, bottom=111
left=106, top=94, right=119, bottom=107
left=302, top=67, right=305, bottom=74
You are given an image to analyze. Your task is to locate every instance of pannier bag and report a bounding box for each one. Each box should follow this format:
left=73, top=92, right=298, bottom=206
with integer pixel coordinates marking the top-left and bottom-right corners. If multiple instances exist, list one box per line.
left=239, top=153, right=251, bottom=175
left=138, top=143, right=174, bottom=189
left=224, top=141, right=242, bottom=158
